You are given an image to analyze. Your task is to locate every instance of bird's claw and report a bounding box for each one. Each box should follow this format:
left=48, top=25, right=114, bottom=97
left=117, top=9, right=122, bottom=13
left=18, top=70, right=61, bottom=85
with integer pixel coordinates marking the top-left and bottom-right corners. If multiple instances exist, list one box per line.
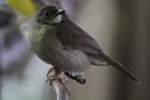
left=47, top=67, right=54, bottom=77
left=47, top=74, right=70, bottom=95
left=46, top=68, right=70, bottom=95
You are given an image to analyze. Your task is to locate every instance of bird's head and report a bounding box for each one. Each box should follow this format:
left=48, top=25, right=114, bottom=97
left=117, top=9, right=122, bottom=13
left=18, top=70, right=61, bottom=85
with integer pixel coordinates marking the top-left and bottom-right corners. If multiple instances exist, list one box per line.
left=36, top=5, right=65, bottom=25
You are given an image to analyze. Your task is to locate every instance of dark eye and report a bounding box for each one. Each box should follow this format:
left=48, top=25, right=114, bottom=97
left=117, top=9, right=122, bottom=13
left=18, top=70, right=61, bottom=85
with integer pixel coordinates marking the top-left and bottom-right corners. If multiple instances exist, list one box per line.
left=44, top=11, right=49, bottom=17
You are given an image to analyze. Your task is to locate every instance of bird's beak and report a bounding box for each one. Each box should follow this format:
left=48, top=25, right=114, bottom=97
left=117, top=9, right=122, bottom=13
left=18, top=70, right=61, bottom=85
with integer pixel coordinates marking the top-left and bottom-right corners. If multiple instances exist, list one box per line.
left=55, top=9, right=65, bottom=16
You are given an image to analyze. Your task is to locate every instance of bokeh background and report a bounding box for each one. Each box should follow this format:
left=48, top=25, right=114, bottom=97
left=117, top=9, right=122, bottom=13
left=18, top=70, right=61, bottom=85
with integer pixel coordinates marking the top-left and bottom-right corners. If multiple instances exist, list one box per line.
left=0, top=0, right=149, bottom=100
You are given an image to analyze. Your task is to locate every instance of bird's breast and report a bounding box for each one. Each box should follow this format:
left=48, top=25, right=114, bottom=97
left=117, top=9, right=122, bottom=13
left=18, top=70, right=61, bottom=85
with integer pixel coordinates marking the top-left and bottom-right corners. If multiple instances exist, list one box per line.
left=30, top=24, right=59, bottom=63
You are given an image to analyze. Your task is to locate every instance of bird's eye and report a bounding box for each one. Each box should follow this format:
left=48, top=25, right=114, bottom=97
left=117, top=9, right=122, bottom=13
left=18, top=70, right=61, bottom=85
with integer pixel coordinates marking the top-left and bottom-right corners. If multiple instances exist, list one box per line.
left=44, top=11, right=49, bottom=17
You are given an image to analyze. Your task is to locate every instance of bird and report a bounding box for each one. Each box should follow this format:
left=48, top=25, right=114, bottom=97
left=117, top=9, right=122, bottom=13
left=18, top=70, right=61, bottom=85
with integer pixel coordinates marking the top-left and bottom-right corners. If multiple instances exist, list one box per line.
left=30, top=5, right=138, bottom=85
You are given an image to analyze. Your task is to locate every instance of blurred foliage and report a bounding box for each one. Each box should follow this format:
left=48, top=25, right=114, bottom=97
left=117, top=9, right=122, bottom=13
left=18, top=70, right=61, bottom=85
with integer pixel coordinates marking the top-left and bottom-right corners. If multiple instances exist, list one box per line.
left=6, top=0, right=37, bottom=16
left=0, top=8, right=15, bottom=27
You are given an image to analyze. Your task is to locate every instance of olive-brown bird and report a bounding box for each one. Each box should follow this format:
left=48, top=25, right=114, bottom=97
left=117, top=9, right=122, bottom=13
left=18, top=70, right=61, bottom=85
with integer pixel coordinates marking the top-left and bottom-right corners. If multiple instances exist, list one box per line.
left=30, top=5, right=138, bottom=84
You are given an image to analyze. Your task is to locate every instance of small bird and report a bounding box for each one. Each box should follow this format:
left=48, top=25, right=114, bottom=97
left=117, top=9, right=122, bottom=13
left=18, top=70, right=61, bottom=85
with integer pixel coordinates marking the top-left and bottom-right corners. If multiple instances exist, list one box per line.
left=30, top=5, right=138, bottom=85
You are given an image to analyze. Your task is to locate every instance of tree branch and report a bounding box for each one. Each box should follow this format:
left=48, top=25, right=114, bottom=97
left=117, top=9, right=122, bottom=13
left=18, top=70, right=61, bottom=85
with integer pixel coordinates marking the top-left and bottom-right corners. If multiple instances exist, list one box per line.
left=52, top=80, right=69, bottom=100
left=47, top=67, right=69, bottom=100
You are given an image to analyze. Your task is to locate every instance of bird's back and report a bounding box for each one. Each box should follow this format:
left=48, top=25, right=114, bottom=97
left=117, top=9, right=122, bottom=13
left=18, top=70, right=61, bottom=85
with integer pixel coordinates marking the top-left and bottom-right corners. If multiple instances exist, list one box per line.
left=55, top=17, right=108, bottom=66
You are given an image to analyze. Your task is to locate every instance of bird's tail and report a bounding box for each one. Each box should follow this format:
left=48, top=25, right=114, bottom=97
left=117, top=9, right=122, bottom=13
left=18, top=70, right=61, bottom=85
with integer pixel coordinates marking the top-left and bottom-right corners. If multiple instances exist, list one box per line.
left=102, top=54, right=138, bottom=81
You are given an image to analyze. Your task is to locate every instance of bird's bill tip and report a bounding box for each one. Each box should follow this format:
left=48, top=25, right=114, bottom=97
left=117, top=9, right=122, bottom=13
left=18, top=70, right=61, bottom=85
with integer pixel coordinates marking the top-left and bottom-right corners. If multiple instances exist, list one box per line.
left=56, top=9, right=65, bottom=16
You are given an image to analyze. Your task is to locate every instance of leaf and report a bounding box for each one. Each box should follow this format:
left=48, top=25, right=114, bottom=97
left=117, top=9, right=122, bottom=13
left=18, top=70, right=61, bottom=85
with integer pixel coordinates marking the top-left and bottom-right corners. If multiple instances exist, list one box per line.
left=6, top=0, right=37, bottom=16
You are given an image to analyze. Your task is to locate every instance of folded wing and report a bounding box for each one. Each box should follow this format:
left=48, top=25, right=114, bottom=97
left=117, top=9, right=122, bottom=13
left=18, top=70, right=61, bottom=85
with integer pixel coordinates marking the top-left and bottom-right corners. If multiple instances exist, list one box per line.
left=56, top=17, right=108, bottom=66
left=55, top=17, right=138, bottom=81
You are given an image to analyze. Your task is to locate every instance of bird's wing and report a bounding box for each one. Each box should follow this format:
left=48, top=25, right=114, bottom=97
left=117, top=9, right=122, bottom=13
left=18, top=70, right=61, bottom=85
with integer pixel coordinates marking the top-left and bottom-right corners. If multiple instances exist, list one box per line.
left=56, top=17, right=108, bottom=66
left=55, top=17, right=138, bottom=81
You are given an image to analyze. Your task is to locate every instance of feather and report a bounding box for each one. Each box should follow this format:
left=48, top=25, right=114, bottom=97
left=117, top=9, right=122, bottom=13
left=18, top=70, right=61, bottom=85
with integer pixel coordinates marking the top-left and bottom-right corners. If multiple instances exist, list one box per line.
left=55, top=17, right=138, bottom=81
left=55, top=17, right=107, bottom=64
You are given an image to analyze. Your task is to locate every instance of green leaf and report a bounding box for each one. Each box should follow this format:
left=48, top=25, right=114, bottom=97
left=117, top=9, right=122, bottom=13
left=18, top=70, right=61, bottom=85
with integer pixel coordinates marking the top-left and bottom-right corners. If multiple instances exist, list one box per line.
left=7, top=0, right=37, bottom=16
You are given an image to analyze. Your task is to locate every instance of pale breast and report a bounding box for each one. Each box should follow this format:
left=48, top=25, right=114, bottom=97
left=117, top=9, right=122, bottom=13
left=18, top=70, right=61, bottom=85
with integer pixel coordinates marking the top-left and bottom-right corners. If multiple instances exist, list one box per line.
left=63, top=50, right=90, bottom=72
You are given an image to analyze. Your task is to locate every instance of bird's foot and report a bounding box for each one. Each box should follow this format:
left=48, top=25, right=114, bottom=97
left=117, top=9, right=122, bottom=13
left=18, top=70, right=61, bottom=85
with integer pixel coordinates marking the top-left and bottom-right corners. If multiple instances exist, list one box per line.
left=47, top=67, right=54, bottom=77
left=46, top=67, right=54, bottom=83
left=46, top=68, right=70, bottom=95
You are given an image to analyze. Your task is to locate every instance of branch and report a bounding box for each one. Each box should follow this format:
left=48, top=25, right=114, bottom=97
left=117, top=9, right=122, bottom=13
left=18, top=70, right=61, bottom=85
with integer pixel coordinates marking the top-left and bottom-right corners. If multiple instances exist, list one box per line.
left=47, top=68, right=69, bottom=100
left=52, top=80, right=69, bottom=100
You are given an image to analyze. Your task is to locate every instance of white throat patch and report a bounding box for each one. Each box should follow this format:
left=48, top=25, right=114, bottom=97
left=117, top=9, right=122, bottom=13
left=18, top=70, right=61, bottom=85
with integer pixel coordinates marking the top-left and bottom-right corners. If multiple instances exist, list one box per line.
left=53, top=15, right=62, bottom=23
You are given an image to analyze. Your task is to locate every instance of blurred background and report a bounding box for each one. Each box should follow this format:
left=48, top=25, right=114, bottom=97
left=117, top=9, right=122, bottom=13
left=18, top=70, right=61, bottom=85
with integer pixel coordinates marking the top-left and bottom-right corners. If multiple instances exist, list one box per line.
left=0, top=0, right=149, bottom=100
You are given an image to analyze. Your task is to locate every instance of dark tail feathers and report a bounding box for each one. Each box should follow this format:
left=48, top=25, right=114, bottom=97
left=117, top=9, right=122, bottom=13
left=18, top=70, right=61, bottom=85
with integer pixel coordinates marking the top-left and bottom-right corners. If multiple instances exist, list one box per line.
left=103, top=55, right=138, bottom=81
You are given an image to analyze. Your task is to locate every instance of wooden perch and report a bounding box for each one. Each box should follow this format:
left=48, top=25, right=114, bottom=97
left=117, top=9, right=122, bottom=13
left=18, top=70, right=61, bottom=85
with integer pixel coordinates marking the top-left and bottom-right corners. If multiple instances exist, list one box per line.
left=47, top=67, right=69, bottom=100
left=52, top=80, right=69, bottom=100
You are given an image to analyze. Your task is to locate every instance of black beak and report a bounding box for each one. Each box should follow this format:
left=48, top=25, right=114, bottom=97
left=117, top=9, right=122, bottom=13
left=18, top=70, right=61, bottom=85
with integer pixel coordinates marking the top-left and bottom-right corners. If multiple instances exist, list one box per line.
left=55, top=9, right=65, bottom=16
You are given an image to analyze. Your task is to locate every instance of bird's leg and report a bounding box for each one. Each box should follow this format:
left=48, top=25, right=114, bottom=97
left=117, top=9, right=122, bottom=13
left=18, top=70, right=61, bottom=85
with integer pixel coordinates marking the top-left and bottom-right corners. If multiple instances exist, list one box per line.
left=47, top=68, right=70, bottom=95
left=65, top=72, right=86, bottom=84
left=47, top=67, right=54, bottom=77
left=46, top=67, right=54, bottom=83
